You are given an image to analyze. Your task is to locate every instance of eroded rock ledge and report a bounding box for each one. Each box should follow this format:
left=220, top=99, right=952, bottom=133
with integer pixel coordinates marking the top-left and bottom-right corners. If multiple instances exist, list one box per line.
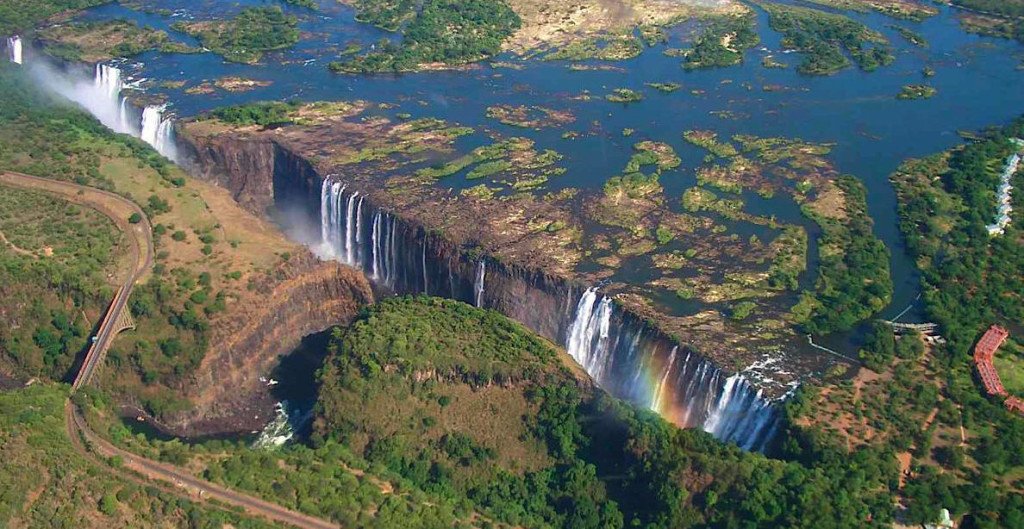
left=148, top=252, right=374, bottom=437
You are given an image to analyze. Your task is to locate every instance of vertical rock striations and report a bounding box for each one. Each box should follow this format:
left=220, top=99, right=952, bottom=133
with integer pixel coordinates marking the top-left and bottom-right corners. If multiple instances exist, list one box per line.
left=176, top=132, right=781, bottom=451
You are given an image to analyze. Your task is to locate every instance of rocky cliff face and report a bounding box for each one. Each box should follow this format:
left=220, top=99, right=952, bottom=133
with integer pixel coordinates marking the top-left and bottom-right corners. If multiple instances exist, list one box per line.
left=178, top=132, right=277, bottom=215
left=175, top=128, right=785, bottom=451
left=157, top=252, right=374, bottom=437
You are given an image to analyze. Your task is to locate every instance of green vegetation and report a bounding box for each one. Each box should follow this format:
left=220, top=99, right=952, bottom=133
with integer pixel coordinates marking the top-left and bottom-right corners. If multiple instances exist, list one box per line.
left=897, top=84, right=937, bottom=100
left=888, top=24, right=928, bottom=47
left=38, top=19, right=171, bottom=62
left=797, top=176, right=892, bottom=334
left=645, top=82, right=682, bottom=93
left=605, top=88, right=643, bottom=103
left=173, top=7, right=299, bottom=64
left=677, top=13, right=759, bottom=70
left=803, top=0, right=937, bottom=21
left=204, top=100, right=302, bottom=127
left=283, top=0, right=318, bottom=10
left=0, top=0, right=110, bottom=34
left=683, top=130, right=739, bottom=158
left=953, top=0, right=1024, bottom=45
left=351, top=0, right=416, bottom=31
left=0, top=63, right=299, bottom=420
left=756, top=2, right=894, bottom=75
left=330, top=0, right=521, bottom=72
left=62, top=296, right=915, bottom=529
left=0, top=187, right=119, bottom=379
left=786, top=119, right=1024, bottom=528
left=953, top=0, right=1024, bottom=19
left=544, top=33, right=643, bottom=62
left=891, top=120, right=1024, bottom=353
left=415, top=137, right=564, bottom=191
left=0, top=383, right=273, bottom=527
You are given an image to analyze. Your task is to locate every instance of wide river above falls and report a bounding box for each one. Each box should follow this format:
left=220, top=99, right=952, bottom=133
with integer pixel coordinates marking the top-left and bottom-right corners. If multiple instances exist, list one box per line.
left=58, top=0, right=1024, bottom=348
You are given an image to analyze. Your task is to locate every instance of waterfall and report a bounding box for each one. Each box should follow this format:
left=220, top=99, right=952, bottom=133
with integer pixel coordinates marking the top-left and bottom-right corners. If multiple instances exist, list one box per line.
left=6, top=36, right=22, bottom=65
left=474, top=260, right=486, bottom=308
left=140, top=105, right=162, bottom=145
left=118, top=96, right=133, bottom=134
left=354, top=195, right=364, bottom=266
left=421, top=242, right=428, bottom=294
left=564, top=288, right=780, bottom=451
left=344, top=192, right=358, bottom=265
left=651, top=347, right=677, bottom=413
left=139, top=104, right=178, bottom=161
left=320, top=179, right=402, bottom=288
left=371, top=211, right=381, bottom=280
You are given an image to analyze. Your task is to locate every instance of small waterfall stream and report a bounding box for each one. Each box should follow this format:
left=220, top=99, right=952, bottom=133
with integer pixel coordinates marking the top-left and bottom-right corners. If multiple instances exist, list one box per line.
left=6, top=36, right=22, bottom=65
left=474, top=260, right=486, bottom=308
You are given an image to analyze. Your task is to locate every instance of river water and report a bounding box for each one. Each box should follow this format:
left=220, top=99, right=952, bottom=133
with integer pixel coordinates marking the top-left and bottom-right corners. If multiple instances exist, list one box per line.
left=13, top=0, right=1024, bottom=443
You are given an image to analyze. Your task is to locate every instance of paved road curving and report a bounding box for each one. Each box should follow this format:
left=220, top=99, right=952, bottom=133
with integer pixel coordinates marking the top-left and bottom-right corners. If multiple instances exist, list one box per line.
left=0, top=171, right=339, bottom=529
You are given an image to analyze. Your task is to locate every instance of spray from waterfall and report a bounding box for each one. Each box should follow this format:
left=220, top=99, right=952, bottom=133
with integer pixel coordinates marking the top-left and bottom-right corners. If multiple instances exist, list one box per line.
left=564, top=287, right=780, bottom=451
left=6, top=36, right=22, bottom=65
left=25, top=60, right=180, bottom=161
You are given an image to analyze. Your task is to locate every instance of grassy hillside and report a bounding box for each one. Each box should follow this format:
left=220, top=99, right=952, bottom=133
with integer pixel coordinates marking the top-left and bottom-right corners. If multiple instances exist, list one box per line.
left=0, top=382, right=273, bottom=528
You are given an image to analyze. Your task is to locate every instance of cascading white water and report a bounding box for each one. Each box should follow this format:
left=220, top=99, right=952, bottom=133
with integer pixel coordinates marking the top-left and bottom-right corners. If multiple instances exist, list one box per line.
left=651, top=346, right=677, bottom=412
left=474, top=260, right=486, bottom=308
left=6, top=36, right=22, bottom=65
left=564, top=287, right=780, bottom=452
left=139, top=104, right=178, bottom=161
left=371, top=211, right=381, bottom=280
left=565, top=288, right=616, bottom=383
left=118, top=96, right=132, bottom=134
left=344, top=192, right=358, bottom=265
left=421, top=242, right=428, bottom=294
left=319, top=180, right=403, bottom=288
left=140, top=105, right=162, bottom=146
left=354, top=195, right=364, bottom=266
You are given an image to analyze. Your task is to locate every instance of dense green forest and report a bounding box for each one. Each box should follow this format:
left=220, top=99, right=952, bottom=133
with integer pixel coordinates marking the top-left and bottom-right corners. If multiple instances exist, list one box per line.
left=0, top=383, right=274, bottom=528
left=679, top=13, right=760, bottom=70
left=799, top=175, right=893, bottom=334
left=825, top=118, right=1024, bottom=527
left=756, top=1, right=894, bottom=75
left=0, top=187, right=119, bottom=380
left=173, top=6, right=299, bottom=64
left=84, top=296, right=902, bottom=528
left=205, top=100, right=302, bottom=127
left=330, top=0, right=521, bottom=73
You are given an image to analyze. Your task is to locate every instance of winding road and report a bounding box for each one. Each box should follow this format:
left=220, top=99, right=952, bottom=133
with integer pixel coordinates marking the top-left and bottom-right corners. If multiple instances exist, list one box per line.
left=1, top=171, right=339, bottom=529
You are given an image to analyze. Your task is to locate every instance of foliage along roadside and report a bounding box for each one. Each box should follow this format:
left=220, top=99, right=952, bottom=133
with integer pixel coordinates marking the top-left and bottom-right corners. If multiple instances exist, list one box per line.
left=0, top=383, right=276, bottom=528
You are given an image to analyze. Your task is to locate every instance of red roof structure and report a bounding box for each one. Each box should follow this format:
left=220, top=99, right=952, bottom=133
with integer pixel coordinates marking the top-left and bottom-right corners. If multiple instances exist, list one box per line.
left=972, top=325, right=1022, bottom=415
